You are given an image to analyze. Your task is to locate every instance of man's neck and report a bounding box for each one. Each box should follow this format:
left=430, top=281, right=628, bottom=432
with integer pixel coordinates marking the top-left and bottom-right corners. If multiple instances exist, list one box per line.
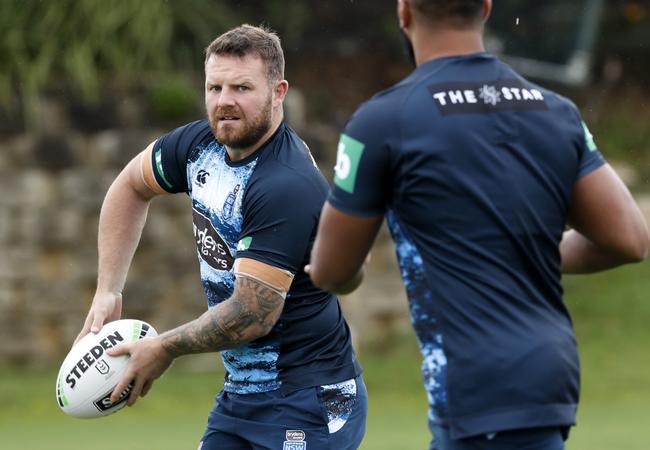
left=413, top=27, right=485, bottom=66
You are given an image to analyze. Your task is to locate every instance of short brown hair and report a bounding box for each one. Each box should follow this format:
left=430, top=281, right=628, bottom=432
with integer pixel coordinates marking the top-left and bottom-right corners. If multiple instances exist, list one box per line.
left=411, top=0, right=484, bottom=27
left=205, top=24, right=285, bottom=83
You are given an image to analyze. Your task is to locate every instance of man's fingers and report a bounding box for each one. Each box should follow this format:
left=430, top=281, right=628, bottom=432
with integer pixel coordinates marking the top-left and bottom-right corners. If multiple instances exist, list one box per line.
left=126, top=377, right=147, bottom=406
left=90, top=315, right=105, bottom=333
left=304, top=264, right=311, bottom=274
left=107, top=342, right=132, bottom=357
left=141, top=380, right=154, bottom=397
left=110, top=372, right=134, bottom=404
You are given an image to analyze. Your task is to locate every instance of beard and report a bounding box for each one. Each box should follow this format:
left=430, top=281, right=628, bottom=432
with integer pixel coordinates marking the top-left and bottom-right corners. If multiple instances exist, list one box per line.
left=400, top=29, right=416, bottom=68
left=209, top=95, right=273, bottom=151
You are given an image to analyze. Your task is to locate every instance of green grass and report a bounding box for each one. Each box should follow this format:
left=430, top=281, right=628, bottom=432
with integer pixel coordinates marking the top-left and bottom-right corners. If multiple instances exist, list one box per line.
left=1, top=262, right=649, bottom=449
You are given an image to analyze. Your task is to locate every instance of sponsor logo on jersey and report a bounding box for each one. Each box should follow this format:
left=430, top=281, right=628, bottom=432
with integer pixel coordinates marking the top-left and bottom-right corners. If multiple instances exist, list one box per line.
left=195, top=169, right=210, bottom=186
left=236, top=236, right=252, bottom=252
left=581, top=121, right=597, bottom=152
left=193, top=208, right=235, bottom=271
left=65, top=331, right=125, bottom=389
left=428, top=80, right=547, bottom=115
left=334, top=134, right=365, bottom=194
left=283, top=430, right=307, bottom=450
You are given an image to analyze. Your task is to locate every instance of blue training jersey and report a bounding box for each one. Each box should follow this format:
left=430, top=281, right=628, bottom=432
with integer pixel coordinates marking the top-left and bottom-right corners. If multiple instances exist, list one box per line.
left=152, top=120, right=361, bottom=395
left=328, top=53, right=604, bottom=438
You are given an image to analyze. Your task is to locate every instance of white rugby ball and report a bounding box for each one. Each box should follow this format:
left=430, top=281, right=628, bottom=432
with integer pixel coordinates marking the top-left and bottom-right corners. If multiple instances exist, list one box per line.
left=55, top=319, right=157, bottom=419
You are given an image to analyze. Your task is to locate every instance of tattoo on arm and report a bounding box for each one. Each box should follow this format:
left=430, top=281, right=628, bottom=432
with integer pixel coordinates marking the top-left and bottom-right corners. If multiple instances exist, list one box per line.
left=160, top=274, right=285, bottom=358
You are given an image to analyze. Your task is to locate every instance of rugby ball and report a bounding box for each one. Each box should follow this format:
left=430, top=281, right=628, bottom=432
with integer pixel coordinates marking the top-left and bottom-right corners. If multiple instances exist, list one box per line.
left=55, top=319, right=157, bottom=419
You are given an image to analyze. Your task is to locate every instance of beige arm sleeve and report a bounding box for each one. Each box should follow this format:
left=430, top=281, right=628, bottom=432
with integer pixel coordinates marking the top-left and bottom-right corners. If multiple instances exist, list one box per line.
left=233, top=258, right=294, bottom=298
left=140, top=143, right=169, bottom=195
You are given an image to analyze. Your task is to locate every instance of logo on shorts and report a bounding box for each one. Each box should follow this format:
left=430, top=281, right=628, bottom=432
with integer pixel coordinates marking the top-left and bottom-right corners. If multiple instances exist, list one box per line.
left=283, top=430, right=306, bottom=450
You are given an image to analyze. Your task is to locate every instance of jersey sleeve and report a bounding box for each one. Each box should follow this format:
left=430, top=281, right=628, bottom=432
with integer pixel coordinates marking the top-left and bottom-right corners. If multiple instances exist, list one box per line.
left=151, top=120, right=213, bottom=193
left=561, top=97, right=605, bottom=179
left=576, top=118, right=605, bottom=178
left=236, top=169, right=325, bottom=273
left=327, top=100, right=393, bottom=216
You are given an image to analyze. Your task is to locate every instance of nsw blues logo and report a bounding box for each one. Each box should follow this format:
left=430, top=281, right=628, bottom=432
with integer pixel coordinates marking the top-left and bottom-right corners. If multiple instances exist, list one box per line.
left=283, top=443, right=306, bottom=450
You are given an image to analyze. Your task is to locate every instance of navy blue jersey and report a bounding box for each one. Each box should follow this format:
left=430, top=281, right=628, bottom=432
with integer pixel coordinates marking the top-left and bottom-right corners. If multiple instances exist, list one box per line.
left=152, top=120, right=361, bottom=394
left=328, top=53, right=604, bottom=438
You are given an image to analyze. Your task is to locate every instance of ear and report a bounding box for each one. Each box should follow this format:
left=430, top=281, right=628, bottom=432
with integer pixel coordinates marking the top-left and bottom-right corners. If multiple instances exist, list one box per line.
left=273, top=80, right=289, bottom=106
left=483, top=0, right=493, bottom=22
left=397, top=0, right=411, bottom=30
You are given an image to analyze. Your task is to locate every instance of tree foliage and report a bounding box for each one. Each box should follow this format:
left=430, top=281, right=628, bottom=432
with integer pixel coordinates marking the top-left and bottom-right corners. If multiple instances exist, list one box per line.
left=0, top=0, right=237, bottom=130
left=1, top=0, right=647, bottom=133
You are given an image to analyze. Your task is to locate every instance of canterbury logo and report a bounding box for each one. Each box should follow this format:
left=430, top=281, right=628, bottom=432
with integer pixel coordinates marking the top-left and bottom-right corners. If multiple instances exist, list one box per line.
left=196, top=170, right=210, bottom=185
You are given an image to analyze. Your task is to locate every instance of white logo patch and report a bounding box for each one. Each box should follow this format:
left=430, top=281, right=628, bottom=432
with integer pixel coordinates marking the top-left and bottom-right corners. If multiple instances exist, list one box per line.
left=478, top=85, right=501, bottom=106
left=428, top=81, right=547, bottom=115
left=283, top=430, right=306, bottom=450
left=286, top=430, right=306, bottom=441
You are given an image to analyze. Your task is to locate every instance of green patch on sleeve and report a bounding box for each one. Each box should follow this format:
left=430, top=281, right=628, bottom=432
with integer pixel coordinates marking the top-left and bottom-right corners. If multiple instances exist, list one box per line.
left=237, top=236, right=252, bottom=252
left=334, top=134, right=365, bottom=194
left=582, top=121, right=597, bottom=152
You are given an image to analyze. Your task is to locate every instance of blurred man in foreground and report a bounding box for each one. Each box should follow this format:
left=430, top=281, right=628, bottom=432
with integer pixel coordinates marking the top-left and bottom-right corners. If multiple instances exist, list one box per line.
left=308, top=1, right=649, bottom=449
left=76, top=25, right=366, bottom=450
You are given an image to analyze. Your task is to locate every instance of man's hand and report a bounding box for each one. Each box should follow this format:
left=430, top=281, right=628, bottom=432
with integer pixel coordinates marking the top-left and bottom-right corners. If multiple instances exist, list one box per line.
left=74, top=291, right=123, bottom=345
left=106, top=336, right=173, bottom=407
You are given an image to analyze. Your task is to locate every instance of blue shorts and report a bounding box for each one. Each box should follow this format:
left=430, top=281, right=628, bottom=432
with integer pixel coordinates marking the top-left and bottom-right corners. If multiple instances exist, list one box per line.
left=429, top=424, right=567, bottom=450
left=199, top=375, right=367, bottom=450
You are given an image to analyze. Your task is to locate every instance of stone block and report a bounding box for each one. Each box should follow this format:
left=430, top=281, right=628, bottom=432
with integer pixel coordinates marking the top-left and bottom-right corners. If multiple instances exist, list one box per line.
left=59, top=169, right=114, bottom=212
left=19, top=170, right=58, bottom=207
left=0, top=173, right=23, bottom=207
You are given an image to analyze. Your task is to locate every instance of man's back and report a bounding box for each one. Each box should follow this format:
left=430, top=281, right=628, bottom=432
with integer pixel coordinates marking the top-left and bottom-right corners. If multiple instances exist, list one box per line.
left=309, top=1, right=648, bottom=448
left=328, top=53, right=603, bottom=437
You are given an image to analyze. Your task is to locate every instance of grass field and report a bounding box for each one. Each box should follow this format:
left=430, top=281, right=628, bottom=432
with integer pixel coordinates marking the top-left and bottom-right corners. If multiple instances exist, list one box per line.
left=1, top=263, right=649, bottom=449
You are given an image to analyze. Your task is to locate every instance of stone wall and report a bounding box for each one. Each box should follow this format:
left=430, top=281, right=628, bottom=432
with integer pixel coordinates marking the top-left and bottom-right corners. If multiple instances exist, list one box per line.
left=3, top=94, right=647, bottom=368
left=0, top=96, right=411, bottom=367
left=0, top=128, right=189, bottom=363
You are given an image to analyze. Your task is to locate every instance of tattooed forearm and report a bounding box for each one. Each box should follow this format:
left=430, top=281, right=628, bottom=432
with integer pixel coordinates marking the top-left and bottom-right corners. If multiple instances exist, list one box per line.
left=160, top=274, right=285, bottom=358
